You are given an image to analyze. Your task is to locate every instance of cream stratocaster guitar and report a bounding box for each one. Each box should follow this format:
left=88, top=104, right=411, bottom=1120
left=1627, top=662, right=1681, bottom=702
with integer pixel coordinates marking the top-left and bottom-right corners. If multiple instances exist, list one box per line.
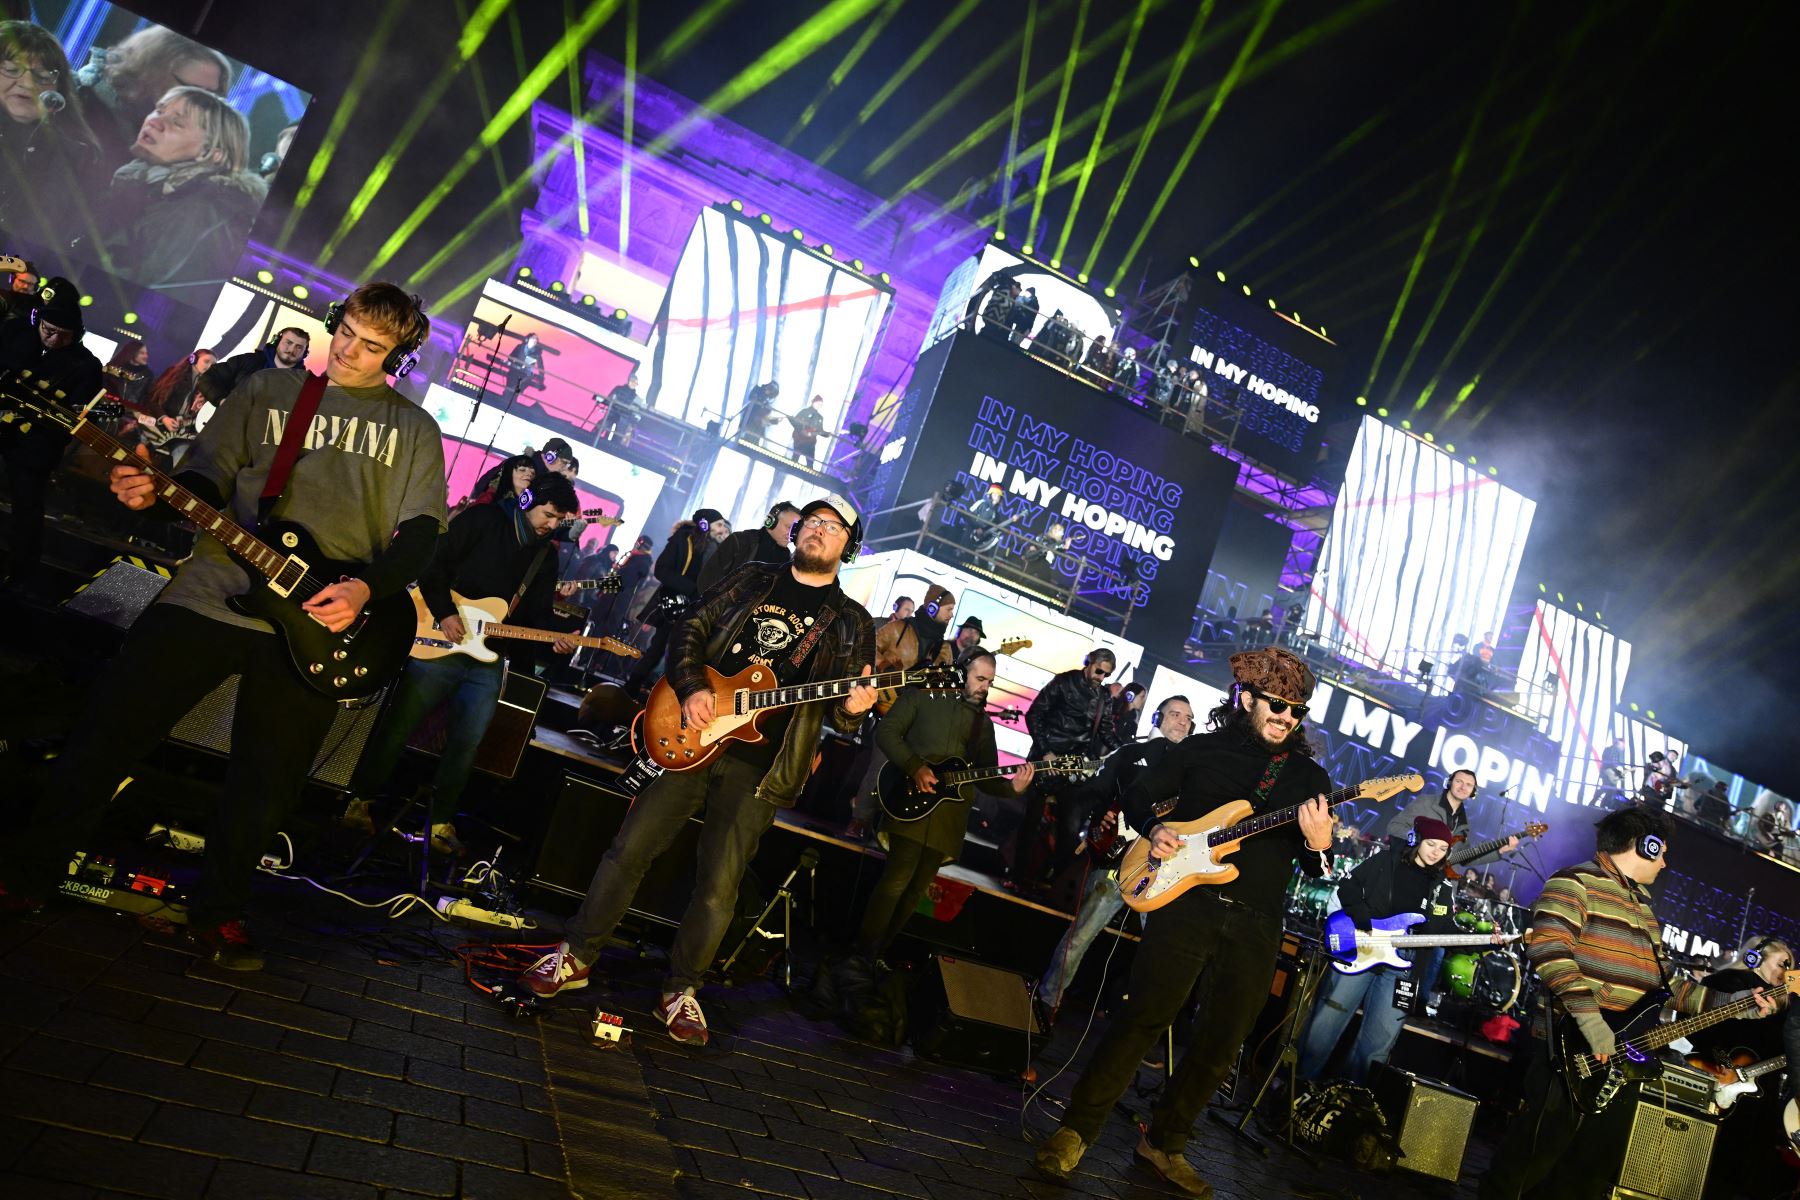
left=410, top=589, right=640, bottom=663
left=1116, top=773, right=1425, bottom=912
left=636, top=663, right=961, bottom=770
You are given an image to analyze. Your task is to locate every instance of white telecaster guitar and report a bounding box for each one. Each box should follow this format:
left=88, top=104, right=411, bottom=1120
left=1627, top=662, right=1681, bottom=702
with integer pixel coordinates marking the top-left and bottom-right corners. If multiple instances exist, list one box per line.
left=409, top=588, right=639, bottom=663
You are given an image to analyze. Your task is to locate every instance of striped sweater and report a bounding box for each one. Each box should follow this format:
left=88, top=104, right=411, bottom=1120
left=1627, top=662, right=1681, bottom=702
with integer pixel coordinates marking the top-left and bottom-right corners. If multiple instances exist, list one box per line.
left=1524, top=858, right=1703, bottom=1019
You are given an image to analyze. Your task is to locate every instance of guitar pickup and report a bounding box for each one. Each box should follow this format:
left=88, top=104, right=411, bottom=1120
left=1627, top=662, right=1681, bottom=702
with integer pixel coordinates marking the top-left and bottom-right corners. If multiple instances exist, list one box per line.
left=268, top=556, right=309, bottom=598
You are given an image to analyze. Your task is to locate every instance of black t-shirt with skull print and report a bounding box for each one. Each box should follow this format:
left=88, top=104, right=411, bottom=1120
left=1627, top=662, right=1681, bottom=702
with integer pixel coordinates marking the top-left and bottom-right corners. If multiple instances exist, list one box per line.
left=717, top=570, right=837, bottom=770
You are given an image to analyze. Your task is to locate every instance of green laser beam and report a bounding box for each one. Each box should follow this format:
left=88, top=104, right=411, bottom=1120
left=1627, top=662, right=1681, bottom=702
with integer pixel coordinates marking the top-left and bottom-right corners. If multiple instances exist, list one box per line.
left=1029, top=0, right=1088, bottom=247
left=1355, top=20, right=1512, bottom=404
left=858, top=0, right=1078, bottom=184
left=782, top=0, right=904, bottom=146
left=619, top=0, right=637, bottom=257
left=1200, top=106, right=1388, bottom=263
left=1081, top=0, right=1211, bottom=276
left=642, top=0, right=890, bottom=161
left=1108, top=0, right=1282, bottom=288
left=275, top=0, right=406, bottom=252
left=998, top=0, right=1038, bottom=239
left=1054, top=0, right=1148, bottom=265
left=363, top=0, right=621, bottom=278
left=937, top=0, right=1382, bottom=257
left=1391, top=19, right=1576, bottom=411
left=409, top=0, right=737, bottom=286
left=817, top=0, right=984, bottom=168
left=565, top=0, right=592, bottom=240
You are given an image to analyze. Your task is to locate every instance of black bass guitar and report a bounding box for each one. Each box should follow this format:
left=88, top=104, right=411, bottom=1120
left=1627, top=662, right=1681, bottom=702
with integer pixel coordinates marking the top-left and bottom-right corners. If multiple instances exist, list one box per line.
left=2, top=370, right=413, bottom=699
left=1554, top=970, right=1796, bottom=1113
left=877, top=753, right=1100, bottom=822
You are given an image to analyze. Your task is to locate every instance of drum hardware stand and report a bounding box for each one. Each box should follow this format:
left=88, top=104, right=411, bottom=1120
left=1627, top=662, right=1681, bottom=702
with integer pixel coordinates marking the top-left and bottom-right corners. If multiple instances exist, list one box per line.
left=1208, top=938, right=1329, bottom=1161
left=719, top=846, right=818, bottom=989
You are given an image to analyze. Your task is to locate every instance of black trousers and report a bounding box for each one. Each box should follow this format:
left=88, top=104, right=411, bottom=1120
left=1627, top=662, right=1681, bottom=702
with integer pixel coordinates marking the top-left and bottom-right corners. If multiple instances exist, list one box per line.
left=1061, top=888, right=1282, bottom=1152
left=625, top=622, right=673, bottom=691
left=0, top=604, right=339, bottom=925
left=855, top=837, right=948, bottom=956
left=1480, top=1043, right=1637, bottom=1200
left=1009, top=776, right=1097, bottom=881
left=0, top=426, right=65, bottom=579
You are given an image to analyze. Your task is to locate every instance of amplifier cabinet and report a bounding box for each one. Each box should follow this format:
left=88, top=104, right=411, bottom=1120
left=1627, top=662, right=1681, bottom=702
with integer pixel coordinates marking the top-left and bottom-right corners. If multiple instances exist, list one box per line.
left=1609, top=1094, right=1717, bottom=1200
left=167, top=675, right=385, bottom=790
left=1369, top=1064, right=1479, bottom=1182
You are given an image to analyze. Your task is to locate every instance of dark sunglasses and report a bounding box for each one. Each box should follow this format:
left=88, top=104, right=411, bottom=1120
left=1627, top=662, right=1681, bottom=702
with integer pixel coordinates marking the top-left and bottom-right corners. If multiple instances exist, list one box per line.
left=1252, top=689, right=1309, bottom=720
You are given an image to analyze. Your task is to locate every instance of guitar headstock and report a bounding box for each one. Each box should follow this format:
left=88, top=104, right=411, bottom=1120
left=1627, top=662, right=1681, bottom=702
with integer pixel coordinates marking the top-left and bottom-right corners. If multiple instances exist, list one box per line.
left=0, top=369, right=83, bottom=436
left=598, top=574, right=623, bottom=593
left=996, top=638, right=1033, bottom=656
left=597, top=637, right=641, bottom=658
left=1357, top=773, right=1426, bottom=802
left=907, top=665, right=964, bottom=694
left=1522, top=822, right=1548, bottom=839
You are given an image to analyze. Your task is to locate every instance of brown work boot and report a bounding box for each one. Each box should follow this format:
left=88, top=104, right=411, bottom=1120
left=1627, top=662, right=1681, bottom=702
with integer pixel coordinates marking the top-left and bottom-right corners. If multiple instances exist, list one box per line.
left=1136, top=1135, right=1212, bottom=1198
left=1033, top=1127, right=1087, bottom=1181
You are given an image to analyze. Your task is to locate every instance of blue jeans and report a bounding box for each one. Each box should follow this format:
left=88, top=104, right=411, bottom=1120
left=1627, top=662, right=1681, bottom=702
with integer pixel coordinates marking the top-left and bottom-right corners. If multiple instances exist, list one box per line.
left=1038, top=868, right=1128, bottom=1010
left=1410, top=945, right=1446, bottom=1006
left=1297, top=962, right=1409, bottom=1083
left=354, top=655, right=506, bottom=825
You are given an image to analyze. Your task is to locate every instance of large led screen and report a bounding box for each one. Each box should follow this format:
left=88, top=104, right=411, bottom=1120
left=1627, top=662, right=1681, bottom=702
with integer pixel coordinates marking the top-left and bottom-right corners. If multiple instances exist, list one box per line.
left=923, top=243, right=1120, bottom=356
left=884, top=332, right=1238, bottom=662
left=198, top=279, right=332, bottom=374
left=1516, top=601, right=1633, bottom=802
left=452, top=278, right=644, bottom=438
left=0, top=4, right=313, bottom=313
left=643, top=204, right=893, bottom=444
left=1302, top=416, right=1536, bottom=679
left=838, top=549, right=1146, bottom=762
left=1184, top=274, right=1339, bottom=480
left=419, top=383, right=666, bottom=553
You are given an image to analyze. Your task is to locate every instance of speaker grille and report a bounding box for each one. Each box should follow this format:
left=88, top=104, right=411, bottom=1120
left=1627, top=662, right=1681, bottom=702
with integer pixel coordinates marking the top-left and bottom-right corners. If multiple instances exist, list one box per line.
left=167, top=675, right=385, bottom=790
left=1371, top=1066, right=1478, bottom=1182
left=938, top=957, right=1039, bottom=1032
left=1615, top=1097, right=1716, bottom=1200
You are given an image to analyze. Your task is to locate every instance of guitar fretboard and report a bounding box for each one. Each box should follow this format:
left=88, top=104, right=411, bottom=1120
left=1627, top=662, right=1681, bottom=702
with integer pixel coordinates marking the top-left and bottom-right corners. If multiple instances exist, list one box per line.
left=741, top=669, right=917, bottom=713
left=69, top=418, right=297, bottom=589
left=939, top=760, right=1042, bottom=787
left=1580, top=983, right=1791, bottom=1071
left=1208, top=776, right=1404, bottom=848
left=480, top=623, right=625, bottom=652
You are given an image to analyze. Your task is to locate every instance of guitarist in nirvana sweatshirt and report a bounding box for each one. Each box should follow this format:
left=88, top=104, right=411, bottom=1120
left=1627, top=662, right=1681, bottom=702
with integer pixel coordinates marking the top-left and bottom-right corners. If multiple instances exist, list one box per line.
left=1295, top=815, right=1454, bottom=1084
left=1037, top=648, right=1334, bottom=1198
left=345, top=472, right=581, bottom=855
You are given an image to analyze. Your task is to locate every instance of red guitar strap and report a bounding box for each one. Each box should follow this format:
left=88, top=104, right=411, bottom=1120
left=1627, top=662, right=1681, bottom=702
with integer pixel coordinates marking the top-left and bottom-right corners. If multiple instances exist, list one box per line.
left=258, top=372, right=329, bottom=521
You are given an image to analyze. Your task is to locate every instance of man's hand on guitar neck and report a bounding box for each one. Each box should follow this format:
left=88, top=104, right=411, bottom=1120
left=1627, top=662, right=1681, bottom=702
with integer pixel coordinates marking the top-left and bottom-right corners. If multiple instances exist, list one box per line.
left=109, top=444, right=157, bottom=510
left=1298, top=794, right=1333, bottom=852
left=843, top=665, right=877, bottom=716
left=303, top=579, right=370, bottom=634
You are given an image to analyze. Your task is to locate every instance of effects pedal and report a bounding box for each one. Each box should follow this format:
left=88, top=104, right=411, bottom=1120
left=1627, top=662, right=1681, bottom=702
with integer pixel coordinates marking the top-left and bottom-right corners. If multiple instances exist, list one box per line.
left=591, top=1011, right=630, bottom=1043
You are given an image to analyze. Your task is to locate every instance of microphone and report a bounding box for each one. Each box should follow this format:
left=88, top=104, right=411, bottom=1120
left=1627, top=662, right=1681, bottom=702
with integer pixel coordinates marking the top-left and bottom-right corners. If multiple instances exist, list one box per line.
left=38, top=90, right=65, bottom=114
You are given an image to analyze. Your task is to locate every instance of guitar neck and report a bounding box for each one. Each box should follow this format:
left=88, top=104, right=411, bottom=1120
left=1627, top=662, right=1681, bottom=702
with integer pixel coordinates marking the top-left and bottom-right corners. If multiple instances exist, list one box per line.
left=1625, top=984, right=1789, bottom=1056
left=1210, top=780, right=1365, bottom=847
left=939, top=760, right=1036, bottom=787
left=1370, top=934, right=1512, bottom=948
left=482, top=622, right=613, bottom=650
left=69, top=417, right=286, bottom=583
left=1742, top=1055, right=1788, bottom=1081
left=1449, top=830, right=1522, bottom=866
left=745, top=668, right=916, bottom=711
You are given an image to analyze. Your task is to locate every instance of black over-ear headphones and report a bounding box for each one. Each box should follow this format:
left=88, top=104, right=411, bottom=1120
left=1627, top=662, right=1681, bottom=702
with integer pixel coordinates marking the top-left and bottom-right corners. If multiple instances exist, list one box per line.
left=266, top=328, right=310, bottom=356
left=762, top=503, right=789, bottom=530
left=1407, top=827, right=1418, bottom=848
left=1638, top=832, right=1665, bottom=861
left=1446, top=769, right=1478, bottom=802
left=1150, top=694, right=1189, bottom=730
left=1745, top=936, right=1777, bottom=969
left=324, top=295, right=429, bottom=378
left=1082, top=649, right=1114, bottom=670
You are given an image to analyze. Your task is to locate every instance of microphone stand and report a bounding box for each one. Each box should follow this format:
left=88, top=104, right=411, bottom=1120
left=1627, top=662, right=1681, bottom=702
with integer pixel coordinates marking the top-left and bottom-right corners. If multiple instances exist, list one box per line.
left=449, top=314, right=509, bottom=485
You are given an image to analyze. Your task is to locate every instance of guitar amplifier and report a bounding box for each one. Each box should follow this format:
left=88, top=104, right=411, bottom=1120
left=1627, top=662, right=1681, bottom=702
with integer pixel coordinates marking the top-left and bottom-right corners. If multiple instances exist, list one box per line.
left=405, top=670, right=547, bottom=779
left=1646, top=1059, right=1718, bottom=1115
left=910, top=955, right=1041, bottom=1077
left=1369, top=1065, right=1479, bottom=1182
left=1609, top=1095, right=1717, bottom=1200
left=167, top=676, right=385, bottom=790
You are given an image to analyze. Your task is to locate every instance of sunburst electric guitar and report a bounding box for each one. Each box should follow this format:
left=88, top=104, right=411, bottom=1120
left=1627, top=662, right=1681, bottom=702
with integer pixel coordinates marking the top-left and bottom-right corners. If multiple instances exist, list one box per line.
left=1116, top=773, right=1425, bottom=912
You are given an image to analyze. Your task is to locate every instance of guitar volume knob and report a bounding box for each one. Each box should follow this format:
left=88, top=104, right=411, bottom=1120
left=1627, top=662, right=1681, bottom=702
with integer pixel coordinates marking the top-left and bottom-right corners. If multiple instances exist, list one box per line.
left=332, top=650, right=347, bottom=661
left=308, top=663, right=324, bottom=674
left=353, top=666, right=368, bottom=677
left=332, top=676, right=348, bottom=688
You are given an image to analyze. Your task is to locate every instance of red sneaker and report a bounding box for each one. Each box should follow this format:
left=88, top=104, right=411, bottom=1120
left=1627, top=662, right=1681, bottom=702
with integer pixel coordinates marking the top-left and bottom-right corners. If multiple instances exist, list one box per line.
left=191, top=919, right=264, bottom=971
left=658, top=990, right=709, bottom=1046
left=521, top=943, right=590, bottom=997
left=0, top=880, right=44, bottom=917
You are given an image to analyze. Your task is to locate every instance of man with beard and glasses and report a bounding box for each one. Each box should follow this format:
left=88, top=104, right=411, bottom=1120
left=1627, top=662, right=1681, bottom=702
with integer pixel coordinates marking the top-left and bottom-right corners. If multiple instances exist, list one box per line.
left=1036, top=649, right=1334, bottom=1197
left=519, top=495, right=877, bottom=1047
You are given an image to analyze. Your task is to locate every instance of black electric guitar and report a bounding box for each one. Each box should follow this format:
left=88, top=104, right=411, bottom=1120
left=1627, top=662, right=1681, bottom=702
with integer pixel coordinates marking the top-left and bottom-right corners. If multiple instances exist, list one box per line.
left=1555, top=971, right=1797, bottom=1113
left=877, top=753, right=1100, bottom=822
left=1, top=372, right=413, bottom=700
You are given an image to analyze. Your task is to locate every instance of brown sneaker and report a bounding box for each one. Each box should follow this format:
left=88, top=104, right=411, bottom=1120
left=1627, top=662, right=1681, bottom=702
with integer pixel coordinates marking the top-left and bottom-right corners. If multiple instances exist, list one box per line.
left=1136, top=1135, right=1212, bottom=1198
left=658, top=989, right=710, bottom=1046
left=1033, top=1127, right=1087, bottom=1181
left=520, top=943, right=591, bottom=997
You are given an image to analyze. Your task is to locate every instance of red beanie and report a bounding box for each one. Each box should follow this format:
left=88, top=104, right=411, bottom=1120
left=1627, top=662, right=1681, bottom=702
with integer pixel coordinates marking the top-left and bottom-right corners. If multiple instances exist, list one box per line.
left=1414, top=816, right=1455, bottom=845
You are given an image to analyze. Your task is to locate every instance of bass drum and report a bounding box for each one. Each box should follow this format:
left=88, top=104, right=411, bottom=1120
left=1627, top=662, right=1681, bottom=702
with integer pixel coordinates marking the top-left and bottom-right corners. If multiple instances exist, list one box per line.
left=1472, top=952, right=1523, bottom=1012
left=1285, top=875, right=1336, bottom=926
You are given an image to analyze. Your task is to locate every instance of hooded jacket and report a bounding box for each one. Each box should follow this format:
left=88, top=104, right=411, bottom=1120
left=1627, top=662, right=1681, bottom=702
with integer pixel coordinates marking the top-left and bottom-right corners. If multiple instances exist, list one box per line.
left=666, top=563, right=875, bottom=806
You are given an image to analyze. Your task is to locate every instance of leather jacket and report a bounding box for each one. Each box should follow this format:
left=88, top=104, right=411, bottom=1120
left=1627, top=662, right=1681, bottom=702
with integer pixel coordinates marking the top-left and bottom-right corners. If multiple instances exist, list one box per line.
left=1025, top=668, right=1115, bottom=756
left=667, top=564, right=875, bottom=806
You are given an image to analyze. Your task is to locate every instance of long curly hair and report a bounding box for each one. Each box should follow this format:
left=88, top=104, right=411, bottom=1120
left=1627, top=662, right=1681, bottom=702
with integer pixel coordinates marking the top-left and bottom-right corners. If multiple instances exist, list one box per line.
left=1206, top=684, right=1316, bottom=758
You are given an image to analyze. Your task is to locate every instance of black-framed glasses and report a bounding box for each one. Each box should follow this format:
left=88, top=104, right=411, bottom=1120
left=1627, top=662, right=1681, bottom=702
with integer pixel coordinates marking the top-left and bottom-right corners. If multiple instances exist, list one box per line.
left=1252, top=689, right=1309, bottom=720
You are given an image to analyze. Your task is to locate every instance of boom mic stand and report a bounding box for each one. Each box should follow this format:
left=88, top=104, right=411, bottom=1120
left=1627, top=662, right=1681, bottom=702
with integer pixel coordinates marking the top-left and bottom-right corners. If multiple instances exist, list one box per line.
left=448, top=314, right=509, bottom=484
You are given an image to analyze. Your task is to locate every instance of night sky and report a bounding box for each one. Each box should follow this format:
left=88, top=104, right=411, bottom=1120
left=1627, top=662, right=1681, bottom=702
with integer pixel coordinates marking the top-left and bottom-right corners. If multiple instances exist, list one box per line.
left=133, top=0, right=1797, bottom=793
